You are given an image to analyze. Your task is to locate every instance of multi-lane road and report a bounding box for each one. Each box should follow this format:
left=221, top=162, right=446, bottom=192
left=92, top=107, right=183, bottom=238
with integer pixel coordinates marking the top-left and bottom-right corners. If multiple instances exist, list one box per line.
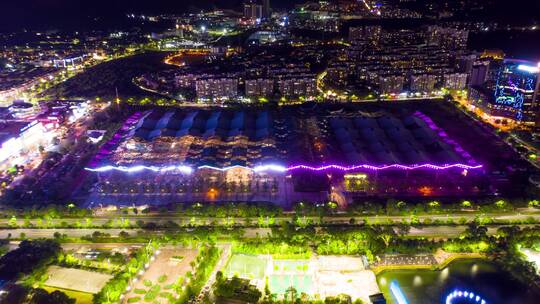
left=1, top=209, right=539, bottom=240
left=1, top=209, right=539, bottom=228
left=0, top=225, right=530, bottom=240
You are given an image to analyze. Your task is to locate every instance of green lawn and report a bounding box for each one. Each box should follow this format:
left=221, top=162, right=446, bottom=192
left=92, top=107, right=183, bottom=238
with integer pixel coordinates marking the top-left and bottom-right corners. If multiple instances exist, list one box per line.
left=269, top=274, right=314, bottom=295
left=224, top=254, right=268, bottom=280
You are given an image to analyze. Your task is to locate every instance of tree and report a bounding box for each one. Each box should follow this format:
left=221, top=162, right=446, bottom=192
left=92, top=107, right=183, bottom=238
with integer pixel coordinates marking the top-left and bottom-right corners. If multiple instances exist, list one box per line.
left=264, top=277, right=271, bottom=296
left=0, top=240, right=61, bottom=281
left=496, top=226, right=520, bottom=239
left=494, top=200, right=508, bottom=210
left=215, top=271, right=224, bottom=284
left=325, top=294, right=352, bottom=304
left=8, top=216, right=17, bottom=227
left=464, top=222, right=488, bottom=240
left=379, top=233, right=393, bottom=247
left=427, top=200, right=441, bottom=211
left=284, top=286, right=298, bottom=303
left=29, top=288, right=75, bottom=304
left=461, top=200, right=473, bottom=209
left=0, top=284, right=29, bottom=304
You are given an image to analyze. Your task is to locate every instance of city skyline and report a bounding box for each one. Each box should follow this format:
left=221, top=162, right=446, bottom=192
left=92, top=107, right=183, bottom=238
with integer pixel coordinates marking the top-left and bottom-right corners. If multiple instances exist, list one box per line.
left=2, top=0, right=540, bottom=28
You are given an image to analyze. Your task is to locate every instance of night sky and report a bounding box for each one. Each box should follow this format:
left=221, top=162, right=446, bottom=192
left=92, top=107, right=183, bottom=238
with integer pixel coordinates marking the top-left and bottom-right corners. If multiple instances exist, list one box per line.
left=1, top=0, right=539, bottom=32
left=0, top=0, right=299, bottom=31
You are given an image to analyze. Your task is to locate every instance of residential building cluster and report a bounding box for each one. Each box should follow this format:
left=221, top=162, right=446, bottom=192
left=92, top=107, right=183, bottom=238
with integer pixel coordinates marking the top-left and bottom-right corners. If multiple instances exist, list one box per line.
left=0, top=67, right=57, bottom=102
left=159, top=44, right=333, bottom=101
left=322, top=25, right=472, bottom=96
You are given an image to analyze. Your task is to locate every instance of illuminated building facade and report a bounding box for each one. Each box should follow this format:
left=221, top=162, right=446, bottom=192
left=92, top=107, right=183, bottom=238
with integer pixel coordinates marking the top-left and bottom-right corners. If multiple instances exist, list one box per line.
left=245, top=78, right=275, bottom=97
left=0, top=67, right=57, bottom=103
left=195, top=75, right=239, bottom=100
left=0, top=99, right=86, bottom=167
left=36, top=100, right=90, bottom=129
left=348, top=26, right=382, bottom=46
left=443, top=73, right=468, bottom=90
left=469, top=62, right=489, bottom=87
left=244, top=1, right=263, bottom=20
left=378, top=75, right=405, bottom=94
left=261, top=0, right=271, bottom=18
left=493, top=59, right=540, bottom=124
left=0, top=121, right=51, bottom=165
left=427, top=26, right=469, bottom=50
left=86, top=108, right=486, bottom=205
left=52, top=55, right=88, bottom=69
left=409, top=74, right=438, bottom=93
left=276, top=75, right=317, bottom=98
left=326, top=63, right=351, bottom=87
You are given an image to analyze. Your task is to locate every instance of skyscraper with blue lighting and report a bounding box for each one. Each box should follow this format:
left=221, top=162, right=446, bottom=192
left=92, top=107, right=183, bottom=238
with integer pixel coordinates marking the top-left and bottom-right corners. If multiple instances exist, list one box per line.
left=493, top=59, right=540, bottom=125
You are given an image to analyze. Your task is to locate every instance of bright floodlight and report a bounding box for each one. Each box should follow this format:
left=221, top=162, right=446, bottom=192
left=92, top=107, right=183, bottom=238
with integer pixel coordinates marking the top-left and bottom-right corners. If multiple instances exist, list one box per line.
left=517, top=64, right=540, bottom=73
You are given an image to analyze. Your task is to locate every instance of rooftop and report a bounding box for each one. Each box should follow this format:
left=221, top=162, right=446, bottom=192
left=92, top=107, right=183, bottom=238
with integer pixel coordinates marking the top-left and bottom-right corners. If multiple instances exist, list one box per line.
left=91, top=107, right=481, bottom=173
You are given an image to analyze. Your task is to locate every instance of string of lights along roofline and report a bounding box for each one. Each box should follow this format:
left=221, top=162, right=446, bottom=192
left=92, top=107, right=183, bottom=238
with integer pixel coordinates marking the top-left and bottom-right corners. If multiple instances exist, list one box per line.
left=85, top=163, right=483, bottom=174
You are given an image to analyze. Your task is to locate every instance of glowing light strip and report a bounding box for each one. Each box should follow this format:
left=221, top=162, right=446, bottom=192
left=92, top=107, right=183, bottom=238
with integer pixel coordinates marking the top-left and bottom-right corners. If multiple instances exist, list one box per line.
left=85, top=165, right=193, bottom=174
left=286, top=164, right=482, bottom=171
left=198, top=165, right=250, bottom=172
left=86, top=163, right=482, bottom=174
left=253, top=164, right=288, bottom=172
left=390, top=281, right=409, bottom=304
left=445, top=289, right=486, bottom=304
left=193, top=165, right=288, bottom=173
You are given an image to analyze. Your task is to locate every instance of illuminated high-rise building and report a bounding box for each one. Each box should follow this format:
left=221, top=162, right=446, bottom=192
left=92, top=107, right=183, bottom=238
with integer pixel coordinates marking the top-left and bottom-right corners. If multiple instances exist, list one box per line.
left=469, top=61, right=489, bottom=87
left=196, top=75, right=239, bottom=99
left=244, top=1, right=263, bottom=20
left=427, top=26, right=469, bottom=50
left=348, top=26, right=382, bottom=46
left=443, top=73, right=468, bottom=90
left=379, top=75, right=405, bottom=94
left=262, top=0, right=271, bottom=18
left=410, top=74, right=438, bottom=93
left=493, top=59, right=540, bottom=124
left=245, top=78, right=274, bottom=97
